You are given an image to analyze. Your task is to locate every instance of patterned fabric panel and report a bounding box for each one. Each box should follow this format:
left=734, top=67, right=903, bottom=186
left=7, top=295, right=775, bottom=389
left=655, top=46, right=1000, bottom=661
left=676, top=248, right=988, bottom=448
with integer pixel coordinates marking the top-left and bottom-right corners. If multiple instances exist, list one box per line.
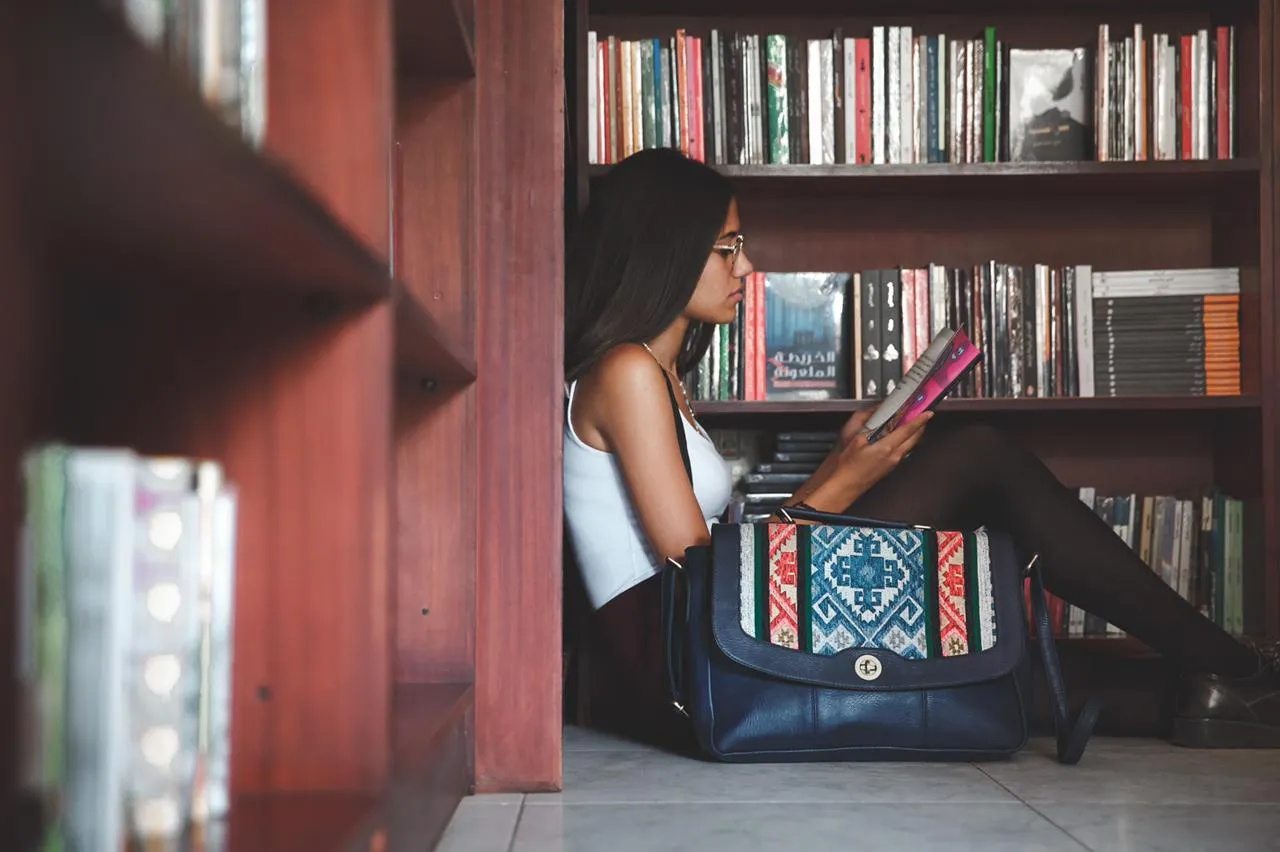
left=936, top=531, right=970, bottom=657
left=810, top=525, right=930, bottom=659
left=738, top=524, right=998, bottom=660
left=767, top=525, right=800, bottom=649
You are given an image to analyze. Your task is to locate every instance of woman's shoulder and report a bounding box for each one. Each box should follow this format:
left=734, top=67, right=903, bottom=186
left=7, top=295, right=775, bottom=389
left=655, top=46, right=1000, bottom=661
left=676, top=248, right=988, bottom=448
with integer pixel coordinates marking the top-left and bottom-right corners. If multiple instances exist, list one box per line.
left=578, top=343, right=667, bottom=401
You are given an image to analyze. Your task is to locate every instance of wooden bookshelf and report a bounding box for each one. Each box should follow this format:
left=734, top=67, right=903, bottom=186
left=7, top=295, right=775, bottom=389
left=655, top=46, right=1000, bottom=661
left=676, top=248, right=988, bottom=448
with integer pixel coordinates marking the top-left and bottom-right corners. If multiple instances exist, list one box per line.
left=588, top=159, right=1260, bottom=200
left=3, top=0, right=568, bottom=845
left=567, top=0, right=1279, bottom=675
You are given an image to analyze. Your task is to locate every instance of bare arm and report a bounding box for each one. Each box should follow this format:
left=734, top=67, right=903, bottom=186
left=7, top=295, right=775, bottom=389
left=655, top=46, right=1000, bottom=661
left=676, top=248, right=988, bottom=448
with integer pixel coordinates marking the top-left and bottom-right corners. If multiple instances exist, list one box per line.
left=584, top=345, right=712, bottom=562
left=770, top=409, right=934, bottom=522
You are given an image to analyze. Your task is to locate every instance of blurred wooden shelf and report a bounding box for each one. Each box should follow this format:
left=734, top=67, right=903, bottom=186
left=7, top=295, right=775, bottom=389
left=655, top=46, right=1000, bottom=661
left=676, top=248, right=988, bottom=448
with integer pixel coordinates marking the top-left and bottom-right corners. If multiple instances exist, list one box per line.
left=588, top=159, right=1258, bottom=199
left=396, top=0, right=476, bottom=79
left=693, top=395, right=1261, bottom=423
left=38, top=1, right=393, bottom=308
left=394, top=284, right=477, bottom=387
left=185, top=684, right=473, bottom=852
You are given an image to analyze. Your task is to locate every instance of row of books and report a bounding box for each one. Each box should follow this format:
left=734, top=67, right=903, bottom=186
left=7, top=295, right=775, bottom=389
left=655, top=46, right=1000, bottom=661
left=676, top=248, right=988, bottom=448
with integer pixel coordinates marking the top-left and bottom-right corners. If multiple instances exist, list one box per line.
left=688, top=266, right=1242, bottom=402
left=1044, top=488, right=1251, bottom=639
left=116, top=0, right=266, bottom=147
left=586, top=23, right=1238, bottom=167
left=721, top=432, right=1250, bottom=639
left=18, top=446, right=239, bottom=849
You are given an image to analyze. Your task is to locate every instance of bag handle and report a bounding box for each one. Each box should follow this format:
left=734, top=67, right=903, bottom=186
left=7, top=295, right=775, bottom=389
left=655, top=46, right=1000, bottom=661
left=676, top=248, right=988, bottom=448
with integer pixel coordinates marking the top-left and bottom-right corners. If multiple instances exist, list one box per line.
left=1028, top=555, right=1101, bottom=765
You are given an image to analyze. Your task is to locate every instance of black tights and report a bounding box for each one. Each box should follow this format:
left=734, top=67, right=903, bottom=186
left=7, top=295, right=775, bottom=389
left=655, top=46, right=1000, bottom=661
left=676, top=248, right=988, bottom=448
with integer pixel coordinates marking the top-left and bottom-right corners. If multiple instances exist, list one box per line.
left=847, top=421, right=1257, bottom=678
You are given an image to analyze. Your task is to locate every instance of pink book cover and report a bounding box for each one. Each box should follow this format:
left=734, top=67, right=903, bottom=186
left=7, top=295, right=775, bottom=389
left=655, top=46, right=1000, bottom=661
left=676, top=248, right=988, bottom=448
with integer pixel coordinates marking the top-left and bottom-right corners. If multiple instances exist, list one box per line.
left=881, top=329, right=982, bottom=435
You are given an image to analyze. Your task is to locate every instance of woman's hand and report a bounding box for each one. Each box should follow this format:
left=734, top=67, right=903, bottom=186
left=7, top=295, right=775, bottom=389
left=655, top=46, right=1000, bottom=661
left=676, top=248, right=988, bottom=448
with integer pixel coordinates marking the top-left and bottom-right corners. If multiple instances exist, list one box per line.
left=824, top=411, right=934, bottom=505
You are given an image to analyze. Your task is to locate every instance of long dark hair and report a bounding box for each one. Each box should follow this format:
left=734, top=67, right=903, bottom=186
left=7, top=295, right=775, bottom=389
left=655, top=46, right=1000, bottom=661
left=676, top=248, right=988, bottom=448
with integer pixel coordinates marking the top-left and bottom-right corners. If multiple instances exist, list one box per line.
left=564, top=148, right=734, bottom=382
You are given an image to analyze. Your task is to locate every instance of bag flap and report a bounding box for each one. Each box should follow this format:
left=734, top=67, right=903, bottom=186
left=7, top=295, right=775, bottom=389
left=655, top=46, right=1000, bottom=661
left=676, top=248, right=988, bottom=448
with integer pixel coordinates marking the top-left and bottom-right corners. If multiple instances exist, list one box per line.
left=708, top=522, right=1027, bottom=692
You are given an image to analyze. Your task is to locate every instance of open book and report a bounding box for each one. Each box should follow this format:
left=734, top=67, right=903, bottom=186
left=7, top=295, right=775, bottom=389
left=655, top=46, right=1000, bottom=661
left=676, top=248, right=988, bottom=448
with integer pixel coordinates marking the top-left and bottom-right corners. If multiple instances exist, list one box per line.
left=861, top=329, right=983, bottom=443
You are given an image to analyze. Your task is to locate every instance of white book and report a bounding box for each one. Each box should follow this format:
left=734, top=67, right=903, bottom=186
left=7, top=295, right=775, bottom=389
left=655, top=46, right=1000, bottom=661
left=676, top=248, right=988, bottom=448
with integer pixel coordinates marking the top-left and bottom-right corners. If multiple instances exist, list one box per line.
left=887, top=27, right=901, bottom=163
left=843, top=37, right=857, bottom=163
left=900, top=26, right=914, bottom=164
left=808, top=40, right=823, bottom=165
left=872, top=27, right=887, bottom=164
left=63, top=450, right=136, bottom=852
left=1073, top=264, right=1095, bottom=397
left=819, top=39, right=835, bottom=164
left=587, top=31, right=598, bottom=163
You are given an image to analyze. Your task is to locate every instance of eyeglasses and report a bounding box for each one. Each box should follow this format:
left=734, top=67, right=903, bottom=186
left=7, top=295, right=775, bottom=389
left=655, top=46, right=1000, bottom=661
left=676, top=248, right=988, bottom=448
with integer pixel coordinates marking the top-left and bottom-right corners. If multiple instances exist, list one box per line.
left=711, top=232, right=745, bottom=265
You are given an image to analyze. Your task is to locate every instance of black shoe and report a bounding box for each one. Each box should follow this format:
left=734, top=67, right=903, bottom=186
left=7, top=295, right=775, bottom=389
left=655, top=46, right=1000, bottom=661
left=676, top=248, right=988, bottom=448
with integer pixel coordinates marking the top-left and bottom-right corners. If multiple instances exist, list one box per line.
left=1172, top=640, right=1280, bottom=748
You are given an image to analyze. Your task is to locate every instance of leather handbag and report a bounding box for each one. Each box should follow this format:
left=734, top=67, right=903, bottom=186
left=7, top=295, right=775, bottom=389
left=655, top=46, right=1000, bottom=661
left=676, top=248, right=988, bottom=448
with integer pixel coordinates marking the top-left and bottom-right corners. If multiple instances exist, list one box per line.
left=656, top=376, right=1099, bottom=765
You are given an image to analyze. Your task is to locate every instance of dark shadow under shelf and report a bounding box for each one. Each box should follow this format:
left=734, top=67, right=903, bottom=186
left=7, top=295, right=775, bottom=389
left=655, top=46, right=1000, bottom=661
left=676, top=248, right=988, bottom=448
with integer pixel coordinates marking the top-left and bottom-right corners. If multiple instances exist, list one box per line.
left=394, top=284, right=477, bottom=388
left=695, top=395, right=1261, bottom=424
left=396, top=0, right=476, bottom=80
left=588, top=159, right=1259, bottom=200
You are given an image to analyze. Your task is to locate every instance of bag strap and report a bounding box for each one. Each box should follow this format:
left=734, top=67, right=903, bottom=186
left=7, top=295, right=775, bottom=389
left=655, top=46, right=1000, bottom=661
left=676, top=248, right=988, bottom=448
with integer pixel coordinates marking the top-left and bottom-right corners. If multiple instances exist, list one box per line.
left=1028, top=556, right=1101, bottom=765
left=659, top=364, right=693, bottom=716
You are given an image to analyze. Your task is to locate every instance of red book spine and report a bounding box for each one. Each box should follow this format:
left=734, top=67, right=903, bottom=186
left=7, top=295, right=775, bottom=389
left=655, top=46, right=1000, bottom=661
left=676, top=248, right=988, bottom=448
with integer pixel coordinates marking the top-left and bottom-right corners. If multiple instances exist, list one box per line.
left=755, top=273, right=768, bottom=400
left=855, top=38, right=872, bottom=164
left=913, top=267, right=930, bottom=362
left=1180, top=35, right=1194, bottom=160
left=901, top=269, right=917, bottom=372
left=1216, top=27, right=1230, bottom=159
left=696, top=35, right=706, bottom=161
left=744, top=273, right=753, bottom=400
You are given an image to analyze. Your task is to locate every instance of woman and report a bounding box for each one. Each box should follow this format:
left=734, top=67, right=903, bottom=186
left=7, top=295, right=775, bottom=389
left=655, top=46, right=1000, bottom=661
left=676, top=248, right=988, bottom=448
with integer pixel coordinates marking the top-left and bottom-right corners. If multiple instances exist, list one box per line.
left=563, top=147, right=1279, bottom=752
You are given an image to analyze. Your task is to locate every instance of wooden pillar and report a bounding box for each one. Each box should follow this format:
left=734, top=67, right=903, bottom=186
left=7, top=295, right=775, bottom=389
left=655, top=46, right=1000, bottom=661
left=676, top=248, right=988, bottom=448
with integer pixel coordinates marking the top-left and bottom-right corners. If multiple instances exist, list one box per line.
left=474, top=0, right=566, bottom=791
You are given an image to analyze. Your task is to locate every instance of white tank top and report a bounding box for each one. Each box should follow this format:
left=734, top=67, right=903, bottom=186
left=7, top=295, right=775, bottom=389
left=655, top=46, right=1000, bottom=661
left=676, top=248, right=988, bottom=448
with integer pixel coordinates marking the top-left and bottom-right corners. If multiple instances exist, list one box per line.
left=563, top=379, right=734, bottom=609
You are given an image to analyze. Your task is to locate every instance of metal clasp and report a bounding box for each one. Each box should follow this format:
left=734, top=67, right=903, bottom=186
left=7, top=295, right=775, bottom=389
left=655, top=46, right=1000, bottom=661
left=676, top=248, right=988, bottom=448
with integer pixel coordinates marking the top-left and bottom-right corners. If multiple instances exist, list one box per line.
left=672, top=701, right=689, bottom=717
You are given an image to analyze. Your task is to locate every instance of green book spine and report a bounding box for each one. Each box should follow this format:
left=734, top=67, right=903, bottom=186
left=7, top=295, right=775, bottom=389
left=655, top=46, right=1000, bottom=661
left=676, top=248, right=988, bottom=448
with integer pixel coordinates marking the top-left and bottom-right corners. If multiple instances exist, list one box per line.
left=766, top=34, right=790, bottom=164
left=983, top=26, right=997, bottom=162
left=718, top=316, right=731, bottom=399
left=640, top=41, right=655, bottom=150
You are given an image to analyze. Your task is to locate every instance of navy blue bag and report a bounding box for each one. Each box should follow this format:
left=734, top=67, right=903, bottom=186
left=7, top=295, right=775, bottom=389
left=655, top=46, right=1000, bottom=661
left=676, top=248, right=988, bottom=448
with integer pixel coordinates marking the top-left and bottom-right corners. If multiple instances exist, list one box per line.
left=656, top=378, right=1098, bottom=765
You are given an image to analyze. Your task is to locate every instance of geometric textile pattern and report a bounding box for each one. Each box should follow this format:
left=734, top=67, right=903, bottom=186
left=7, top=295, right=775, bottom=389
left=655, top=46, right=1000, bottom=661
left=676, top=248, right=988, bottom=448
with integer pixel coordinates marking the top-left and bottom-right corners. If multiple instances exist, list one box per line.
left=767, top=524, right=800, bottom=648
left=936, top=531, right=970, bottom=657
left=737, top=525, right=999, bottom=660
left=809, top=525, right=929, bottom=659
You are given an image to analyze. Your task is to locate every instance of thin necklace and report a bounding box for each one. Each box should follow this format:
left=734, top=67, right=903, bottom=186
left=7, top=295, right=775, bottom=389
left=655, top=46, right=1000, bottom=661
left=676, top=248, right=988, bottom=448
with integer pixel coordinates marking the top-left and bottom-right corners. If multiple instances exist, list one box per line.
left=641, top=342, right=702, bottom=432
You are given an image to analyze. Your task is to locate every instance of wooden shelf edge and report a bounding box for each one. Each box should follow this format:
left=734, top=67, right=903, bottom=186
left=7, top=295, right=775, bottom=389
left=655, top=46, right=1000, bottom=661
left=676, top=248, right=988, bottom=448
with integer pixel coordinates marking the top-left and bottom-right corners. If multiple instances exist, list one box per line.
left=394, top=284, right=477, bottom=389
left=694, top=395, right=1262, bottom=418
left=588, top=159, right=1258, bottom=181
left=38, top=2, right=394, bottom=306
left=395, top=0, right=477, bottom=80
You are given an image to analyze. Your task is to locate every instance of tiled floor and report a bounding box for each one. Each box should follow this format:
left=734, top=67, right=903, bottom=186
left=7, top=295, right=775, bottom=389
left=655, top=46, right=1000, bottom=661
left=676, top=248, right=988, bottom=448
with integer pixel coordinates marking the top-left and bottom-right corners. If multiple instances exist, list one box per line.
left=437, top=726, right=1280, bottom=851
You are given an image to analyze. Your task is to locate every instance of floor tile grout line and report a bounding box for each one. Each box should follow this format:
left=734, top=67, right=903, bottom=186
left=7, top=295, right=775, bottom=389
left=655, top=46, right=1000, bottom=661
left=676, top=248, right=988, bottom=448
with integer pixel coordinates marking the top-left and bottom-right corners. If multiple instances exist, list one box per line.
left=972, top=763, right=1093, bottom=851
left=1019, top=801, right=1095, bottom=852
left=505, top=796, right=527, bottom=852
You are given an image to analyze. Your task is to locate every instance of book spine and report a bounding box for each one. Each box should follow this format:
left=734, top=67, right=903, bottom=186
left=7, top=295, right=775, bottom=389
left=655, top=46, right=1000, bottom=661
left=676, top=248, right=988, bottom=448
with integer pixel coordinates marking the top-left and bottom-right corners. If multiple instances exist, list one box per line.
left=875, top=26, right=885, bottom=162
left=766, top=34, right=789, bottom=164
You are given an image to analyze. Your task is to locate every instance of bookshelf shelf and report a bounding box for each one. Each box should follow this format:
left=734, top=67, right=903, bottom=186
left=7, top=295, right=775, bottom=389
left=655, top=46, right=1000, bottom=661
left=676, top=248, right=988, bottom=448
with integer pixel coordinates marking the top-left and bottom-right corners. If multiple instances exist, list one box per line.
left=396, top=0, right=477, bottom=80
left=694, top=395, right=1262, bottom=421
left=394, top=283, right=478, bottom=387
left=588, top=159, right=1258, bottom=199
left=43, top=5, right=394, bottom=305
left=590, top=0, right=1251, bottom=14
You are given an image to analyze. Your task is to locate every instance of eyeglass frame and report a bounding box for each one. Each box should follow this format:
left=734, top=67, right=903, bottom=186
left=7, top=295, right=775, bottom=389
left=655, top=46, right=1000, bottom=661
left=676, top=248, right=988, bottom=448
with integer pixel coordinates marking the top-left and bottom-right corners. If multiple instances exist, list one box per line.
left=711, top=232, right=745, bottom=266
